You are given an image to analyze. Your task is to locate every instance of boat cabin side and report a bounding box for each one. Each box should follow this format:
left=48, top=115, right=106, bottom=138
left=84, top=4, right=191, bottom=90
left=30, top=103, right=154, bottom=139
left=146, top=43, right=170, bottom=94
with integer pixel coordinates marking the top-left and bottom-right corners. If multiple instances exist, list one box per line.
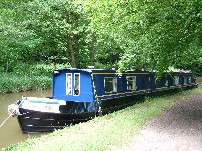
left=52, top=69, right=151, bottom=102
left=92, top=70, right=152, bottom=100
left=52, top=68, right=197, bottom=103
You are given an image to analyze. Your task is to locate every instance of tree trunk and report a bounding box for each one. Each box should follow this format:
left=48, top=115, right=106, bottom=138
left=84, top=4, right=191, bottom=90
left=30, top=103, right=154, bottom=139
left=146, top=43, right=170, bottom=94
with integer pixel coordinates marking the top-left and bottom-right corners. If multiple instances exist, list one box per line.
left=90, top=33, right=95, bottom=66
left=68, top=34, right=76, bottom=68
left=74, top=14, right=80, bottom=68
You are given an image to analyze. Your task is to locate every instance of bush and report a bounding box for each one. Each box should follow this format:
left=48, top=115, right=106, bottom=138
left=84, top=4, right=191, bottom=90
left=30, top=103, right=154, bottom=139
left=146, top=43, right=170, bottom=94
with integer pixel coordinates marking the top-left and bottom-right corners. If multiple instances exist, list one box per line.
left=30, top=63, right=71, bottom=76
left=0, top=73, right=51, bottom=93
left=12, top=62, right=71, bottom=77
left=0, top=63, right=70, bottom=93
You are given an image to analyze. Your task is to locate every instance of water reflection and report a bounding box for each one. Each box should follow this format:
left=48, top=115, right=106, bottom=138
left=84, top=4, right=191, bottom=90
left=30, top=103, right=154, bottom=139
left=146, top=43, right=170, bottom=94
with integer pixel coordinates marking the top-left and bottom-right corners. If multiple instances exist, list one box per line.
left=0, top=90, right=51, bottom=149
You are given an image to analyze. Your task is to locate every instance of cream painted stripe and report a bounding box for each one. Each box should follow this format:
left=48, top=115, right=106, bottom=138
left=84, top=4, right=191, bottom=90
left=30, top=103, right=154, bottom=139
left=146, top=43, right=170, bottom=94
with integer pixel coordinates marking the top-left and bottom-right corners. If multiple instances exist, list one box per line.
left=92, top=72, right=149, bottom=75
left=95, top=89, right=149, bottom=98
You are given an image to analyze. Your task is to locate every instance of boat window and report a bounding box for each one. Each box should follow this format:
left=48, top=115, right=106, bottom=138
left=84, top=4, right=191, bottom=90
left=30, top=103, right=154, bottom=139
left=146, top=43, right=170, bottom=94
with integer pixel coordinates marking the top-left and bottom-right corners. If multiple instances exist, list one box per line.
left=184, top=76, right=187, bottom=84
left=74, top=73, right=80, bottom=96
left=188, top=76, right=191, bottom=83
left=174, top=76, right=179, bottom=85
left=66, top=73, right=72, bottom=95
left=104, top=77, right=117, bottom=93
left=165, top=79, right=168, bottom=86
left=126, top=76, right=137, bottom=90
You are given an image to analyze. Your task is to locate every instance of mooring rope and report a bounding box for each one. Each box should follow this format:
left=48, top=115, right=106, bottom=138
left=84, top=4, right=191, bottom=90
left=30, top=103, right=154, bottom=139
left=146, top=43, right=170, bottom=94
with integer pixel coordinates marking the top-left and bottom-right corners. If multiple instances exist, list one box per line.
left=0, top=97, right=24, bottom=129
left=0, top=114, right=12, bottom=128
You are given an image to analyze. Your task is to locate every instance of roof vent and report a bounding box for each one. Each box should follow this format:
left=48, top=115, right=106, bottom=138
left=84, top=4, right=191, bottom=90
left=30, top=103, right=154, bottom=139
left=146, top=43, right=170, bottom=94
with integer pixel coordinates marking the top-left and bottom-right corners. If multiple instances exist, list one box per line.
left=87, top=66, right=94, bottom=69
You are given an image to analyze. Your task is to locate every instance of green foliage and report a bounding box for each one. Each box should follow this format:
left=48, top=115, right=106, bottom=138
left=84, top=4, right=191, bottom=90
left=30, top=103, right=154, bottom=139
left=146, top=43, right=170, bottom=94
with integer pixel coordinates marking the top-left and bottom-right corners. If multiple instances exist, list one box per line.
left=0, top=73, right=51, bottom=93
left=0, top=0, right=201, bottom=74
left=0, top=63, right=70, bottom=93
left=85, top=0, right=202, bottom=73
left=30, top=63, right=71, bottom=76
left=20, top=0, right=97, bottom=68
left=11, top=62, right=70, bottom=76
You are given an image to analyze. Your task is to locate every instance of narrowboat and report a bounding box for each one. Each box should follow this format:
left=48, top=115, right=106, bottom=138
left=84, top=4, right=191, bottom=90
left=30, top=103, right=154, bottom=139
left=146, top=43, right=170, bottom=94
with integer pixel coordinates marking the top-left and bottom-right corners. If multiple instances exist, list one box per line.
left=8, top=68, right=197, bottom=133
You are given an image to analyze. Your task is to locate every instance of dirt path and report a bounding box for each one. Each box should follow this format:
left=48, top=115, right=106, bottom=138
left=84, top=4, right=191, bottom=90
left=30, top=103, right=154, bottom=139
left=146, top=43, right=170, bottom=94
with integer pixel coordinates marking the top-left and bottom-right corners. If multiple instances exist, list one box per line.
left=116, top=94, right=202, bottom=151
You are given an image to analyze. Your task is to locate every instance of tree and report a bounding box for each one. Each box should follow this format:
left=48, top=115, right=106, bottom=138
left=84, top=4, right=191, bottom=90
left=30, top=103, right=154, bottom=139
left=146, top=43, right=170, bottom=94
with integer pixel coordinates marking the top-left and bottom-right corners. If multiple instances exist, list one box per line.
left=21, top=0, right=103, bottom=68
left=0, top=0, right=201, bottom=73
left=0, top=0, right=36, bottom=72
left=85, top=0, right=202, bottom=72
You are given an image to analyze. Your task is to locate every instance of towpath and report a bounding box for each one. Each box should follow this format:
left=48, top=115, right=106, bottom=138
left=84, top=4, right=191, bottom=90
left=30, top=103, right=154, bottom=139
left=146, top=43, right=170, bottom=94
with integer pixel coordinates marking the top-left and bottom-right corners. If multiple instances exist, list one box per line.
left=116, top=93, right=202, bottom=151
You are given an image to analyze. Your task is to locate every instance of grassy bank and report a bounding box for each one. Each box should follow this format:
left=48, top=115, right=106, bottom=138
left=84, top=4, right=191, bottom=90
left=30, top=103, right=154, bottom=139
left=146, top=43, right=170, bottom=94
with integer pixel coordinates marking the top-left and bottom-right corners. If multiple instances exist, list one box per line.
left=2, top=86, right=201, bottom=151
left=0, top=73, right=52, bottom=93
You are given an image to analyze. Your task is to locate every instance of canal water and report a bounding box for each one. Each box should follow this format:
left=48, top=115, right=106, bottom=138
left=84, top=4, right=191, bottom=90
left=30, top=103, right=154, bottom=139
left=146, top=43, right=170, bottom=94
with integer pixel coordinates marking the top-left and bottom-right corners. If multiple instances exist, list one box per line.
left=0, top=90, right=51, bottom=149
